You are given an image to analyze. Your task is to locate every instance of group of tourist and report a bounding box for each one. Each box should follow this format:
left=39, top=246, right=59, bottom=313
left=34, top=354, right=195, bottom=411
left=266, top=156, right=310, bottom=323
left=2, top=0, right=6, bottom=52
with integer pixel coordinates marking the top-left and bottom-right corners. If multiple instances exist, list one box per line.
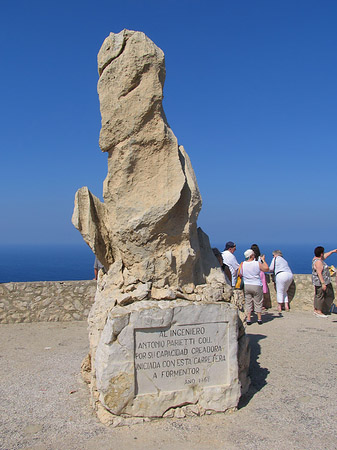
left=94, top=242, right=337, bottom=322
left=214, top=242, right=337, bottom=324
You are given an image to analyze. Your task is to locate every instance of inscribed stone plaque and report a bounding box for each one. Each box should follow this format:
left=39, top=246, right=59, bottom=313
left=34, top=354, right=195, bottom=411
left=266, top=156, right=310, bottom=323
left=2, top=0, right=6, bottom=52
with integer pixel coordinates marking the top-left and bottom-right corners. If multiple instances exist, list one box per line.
left=135, top=321, right=228, bottom=395
left=95, top=300, right=240, bottom=417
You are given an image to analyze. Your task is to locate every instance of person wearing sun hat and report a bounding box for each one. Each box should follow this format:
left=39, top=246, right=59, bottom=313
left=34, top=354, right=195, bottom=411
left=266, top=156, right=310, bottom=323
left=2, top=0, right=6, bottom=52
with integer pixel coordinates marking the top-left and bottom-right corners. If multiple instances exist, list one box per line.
left=240, top=248, right=269, bottom=325
left=221, top=241, right=239, bottom=287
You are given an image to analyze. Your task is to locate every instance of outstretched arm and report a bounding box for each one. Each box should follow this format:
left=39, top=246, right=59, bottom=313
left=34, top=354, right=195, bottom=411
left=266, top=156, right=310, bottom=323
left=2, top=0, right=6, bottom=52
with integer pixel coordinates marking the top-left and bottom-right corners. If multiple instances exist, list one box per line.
left=324, top=249, right=337, bottom=259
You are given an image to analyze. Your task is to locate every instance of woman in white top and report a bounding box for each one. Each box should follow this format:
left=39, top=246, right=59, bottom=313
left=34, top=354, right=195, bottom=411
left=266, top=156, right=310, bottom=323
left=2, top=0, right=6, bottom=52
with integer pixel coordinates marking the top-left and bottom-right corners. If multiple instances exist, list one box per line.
left=269, top=250, right=293, bottom=312
left=240, top=249, right=269, bottom=325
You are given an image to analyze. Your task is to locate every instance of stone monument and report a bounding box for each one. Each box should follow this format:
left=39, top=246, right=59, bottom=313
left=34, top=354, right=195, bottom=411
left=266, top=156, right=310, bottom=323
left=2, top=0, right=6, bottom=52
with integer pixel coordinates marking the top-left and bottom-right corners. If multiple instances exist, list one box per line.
left=72, top=29, right=249, bottom=426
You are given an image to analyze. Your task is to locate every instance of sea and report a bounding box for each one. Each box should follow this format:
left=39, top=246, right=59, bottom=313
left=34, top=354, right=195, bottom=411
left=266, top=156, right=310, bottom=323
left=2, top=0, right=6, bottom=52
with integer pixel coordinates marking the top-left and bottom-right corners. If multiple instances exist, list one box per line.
left=1, top=242, right=337, bottom=283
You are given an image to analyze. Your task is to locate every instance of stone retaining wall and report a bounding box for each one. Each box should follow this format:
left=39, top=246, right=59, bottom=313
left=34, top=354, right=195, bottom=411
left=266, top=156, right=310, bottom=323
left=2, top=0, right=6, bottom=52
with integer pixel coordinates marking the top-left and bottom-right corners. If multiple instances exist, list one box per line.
left=0, top=274, right=333, bottom=323
left=266, top=274, right=336, bottom=311
left=0, top=280, right=97, bottom=323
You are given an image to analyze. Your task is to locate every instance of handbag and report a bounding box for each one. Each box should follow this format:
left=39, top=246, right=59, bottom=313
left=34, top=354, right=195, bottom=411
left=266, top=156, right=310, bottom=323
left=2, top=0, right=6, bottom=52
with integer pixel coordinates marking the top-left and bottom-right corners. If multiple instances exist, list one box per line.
left=235, top=263, right=244, bottom=289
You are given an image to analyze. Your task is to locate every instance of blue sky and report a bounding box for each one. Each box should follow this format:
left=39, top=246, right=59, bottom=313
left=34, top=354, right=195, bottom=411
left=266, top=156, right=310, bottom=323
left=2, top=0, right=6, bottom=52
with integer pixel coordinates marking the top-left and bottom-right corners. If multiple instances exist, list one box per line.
left=1, top=0, right=336, bottom=249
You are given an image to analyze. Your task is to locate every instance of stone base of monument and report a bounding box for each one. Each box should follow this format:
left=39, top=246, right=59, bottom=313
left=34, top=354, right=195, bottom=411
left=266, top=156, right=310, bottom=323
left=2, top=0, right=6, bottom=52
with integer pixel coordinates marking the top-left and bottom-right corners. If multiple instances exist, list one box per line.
left=86, top=300, right=244, bottom=426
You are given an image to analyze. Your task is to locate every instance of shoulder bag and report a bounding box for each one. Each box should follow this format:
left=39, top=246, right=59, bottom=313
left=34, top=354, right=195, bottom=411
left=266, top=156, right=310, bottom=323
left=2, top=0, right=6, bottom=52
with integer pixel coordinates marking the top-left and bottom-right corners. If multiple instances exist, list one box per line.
left=235, top=262, right=244, bottom=290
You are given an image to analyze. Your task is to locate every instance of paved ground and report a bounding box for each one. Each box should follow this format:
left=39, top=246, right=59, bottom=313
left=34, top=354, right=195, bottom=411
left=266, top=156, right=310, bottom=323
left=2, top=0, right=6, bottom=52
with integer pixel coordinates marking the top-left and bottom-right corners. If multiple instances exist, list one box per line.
left=1, top=309, right=336, bottom=450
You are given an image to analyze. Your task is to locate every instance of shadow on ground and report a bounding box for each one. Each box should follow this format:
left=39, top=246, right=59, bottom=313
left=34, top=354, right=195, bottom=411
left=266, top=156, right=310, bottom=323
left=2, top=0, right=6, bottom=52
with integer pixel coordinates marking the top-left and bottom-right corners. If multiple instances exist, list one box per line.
left=238, top=333, right=270, bottom=409
left=261, top=311, right=286, bottom=323
left=248, top=311, right=285, bottom=324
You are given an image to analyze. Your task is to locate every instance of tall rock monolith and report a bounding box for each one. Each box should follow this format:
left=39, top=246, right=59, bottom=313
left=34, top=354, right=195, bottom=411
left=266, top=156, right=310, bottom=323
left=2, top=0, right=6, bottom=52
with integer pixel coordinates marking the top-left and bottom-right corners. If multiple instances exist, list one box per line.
left=72, top=30, right=249, bottom=426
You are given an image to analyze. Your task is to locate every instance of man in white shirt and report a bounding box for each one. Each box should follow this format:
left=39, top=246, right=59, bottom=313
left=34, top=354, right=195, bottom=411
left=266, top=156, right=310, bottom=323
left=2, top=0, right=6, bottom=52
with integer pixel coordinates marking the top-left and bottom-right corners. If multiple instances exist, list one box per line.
left=221, top=241, right=239, bottom=287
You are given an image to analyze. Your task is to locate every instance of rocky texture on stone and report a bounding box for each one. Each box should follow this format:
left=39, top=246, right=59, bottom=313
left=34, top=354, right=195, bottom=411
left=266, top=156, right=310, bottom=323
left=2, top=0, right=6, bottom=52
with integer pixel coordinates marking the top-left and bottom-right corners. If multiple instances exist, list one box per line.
left=72, top=29, right=227, bottom=297
left=0, top=280, right=96, bottom=323
left=93, top=301, right=241, bottom=419
left=72, top=29, right=249, bottom=423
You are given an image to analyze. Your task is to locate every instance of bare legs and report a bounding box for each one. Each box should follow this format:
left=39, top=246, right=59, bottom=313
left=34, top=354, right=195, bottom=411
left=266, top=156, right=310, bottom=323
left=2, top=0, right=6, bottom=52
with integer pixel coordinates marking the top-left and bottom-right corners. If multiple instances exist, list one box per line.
left=278, top=302, right=289, bottom=312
